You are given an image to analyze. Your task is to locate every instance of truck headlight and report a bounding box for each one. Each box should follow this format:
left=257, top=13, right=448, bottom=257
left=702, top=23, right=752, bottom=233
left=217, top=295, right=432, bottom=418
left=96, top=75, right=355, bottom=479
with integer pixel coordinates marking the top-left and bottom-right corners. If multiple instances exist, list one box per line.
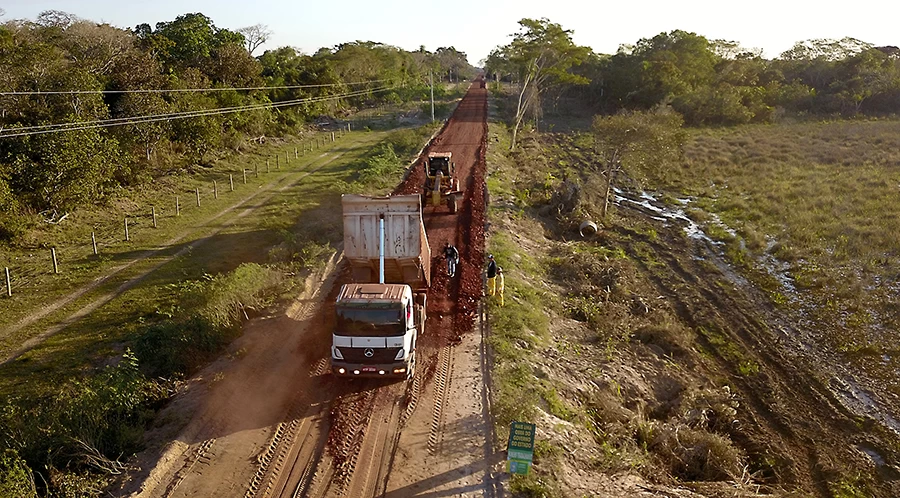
left=394, top=348, right=405, bottom=361
left=332, top=346, right=344, bottom=360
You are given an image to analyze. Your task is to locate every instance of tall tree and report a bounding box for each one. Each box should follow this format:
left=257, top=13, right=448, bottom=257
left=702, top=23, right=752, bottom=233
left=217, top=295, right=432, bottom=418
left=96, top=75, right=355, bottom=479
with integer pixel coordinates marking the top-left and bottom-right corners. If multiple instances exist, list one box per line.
left=237, top=24, right=271, bottom=56
left=486, top=18, right=590, bottom=149
left=591, top=109, right=685, bottom=218
left=148, top=13, right=244, bottom=70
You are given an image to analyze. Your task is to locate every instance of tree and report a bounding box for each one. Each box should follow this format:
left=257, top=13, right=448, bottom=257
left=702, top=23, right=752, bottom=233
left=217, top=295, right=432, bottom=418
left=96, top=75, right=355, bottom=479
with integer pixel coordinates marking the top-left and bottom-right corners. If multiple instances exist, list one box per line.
left=8, top=127, right=120, bottom=211
left=35, top=10, right=78, bottom=29
left=237, top=24, right=272, bottom=56
left=151, top=13, right=244, bottom=70
left=631, top=30, right=719, bottom=107
left=487, top=18, right=590, bottom=149
left=591, top=109, right=685, bottom=218
left=831, top=48, right=898, bottom=115
left=780, top=37, right=873, bottom=61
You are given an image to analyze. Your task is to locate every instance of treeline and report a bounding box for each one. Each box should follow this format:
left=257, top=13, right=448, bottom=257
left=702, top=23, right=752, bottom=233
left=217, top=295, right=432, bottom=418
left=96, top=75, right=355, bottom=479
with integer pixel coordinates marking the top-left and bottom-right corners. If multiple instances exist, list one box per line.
left=0, top=11, right=474, bottom=239
left=486, top=25, right=900, bottom=128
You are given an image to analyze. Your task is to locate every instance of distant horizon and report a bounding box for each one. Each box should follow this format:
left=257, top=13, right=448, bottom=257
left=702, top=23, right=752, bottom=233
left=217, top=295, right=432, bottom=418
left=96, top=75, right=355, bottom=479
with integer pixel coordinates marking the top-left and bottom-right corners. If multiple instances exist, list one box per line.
left=2, top=1, right=896, bottom=65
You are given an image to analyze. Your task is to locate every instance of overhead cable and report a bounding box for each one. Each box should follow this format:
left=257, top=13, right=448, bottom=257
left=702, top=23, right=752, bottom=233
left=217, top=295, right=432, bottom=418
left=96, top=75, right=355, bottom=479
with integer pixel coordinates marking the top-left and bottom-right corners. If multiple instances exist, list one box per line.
left=5, top=85, right=389, bottom=134
left=0, top=79, right=393, bottom=96
left=0, top=86, right=395, bottom=138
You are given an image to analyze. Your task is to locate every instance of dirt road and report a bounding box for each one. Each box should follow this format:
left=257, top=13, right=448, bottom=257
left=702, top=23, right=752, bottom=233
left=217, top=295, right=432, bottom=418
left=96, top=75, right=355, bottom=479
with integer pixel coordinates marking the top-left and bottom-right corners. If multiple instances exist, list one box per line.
left=118, top=80, right=498, bottom=498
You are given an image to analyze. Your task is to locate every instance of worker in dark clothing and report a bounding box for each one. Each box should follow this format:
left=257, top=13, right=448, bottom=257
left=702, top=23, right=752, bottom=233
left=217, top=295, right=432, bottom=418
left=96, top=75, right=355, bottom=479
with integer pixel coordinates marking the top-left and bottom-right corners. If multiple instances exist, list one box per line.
left=444, top=242, right=460, bottom=277
left=486, top=254, right=498, bottom=296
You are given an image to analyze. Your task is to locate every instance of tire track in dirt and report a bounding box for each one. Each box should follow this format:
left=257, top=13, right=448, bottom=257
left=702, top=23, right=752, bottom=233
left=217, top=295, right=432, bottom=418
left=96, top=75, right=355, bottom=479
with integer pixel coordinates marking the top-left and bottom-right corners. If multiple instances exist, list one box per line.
left=245, top=358, right=330, bottom=498
left=617, top=220, right=876, bottom=495
left=160, top=437, right=217, bottom=498
left=427, top=344, right=452, bottom=453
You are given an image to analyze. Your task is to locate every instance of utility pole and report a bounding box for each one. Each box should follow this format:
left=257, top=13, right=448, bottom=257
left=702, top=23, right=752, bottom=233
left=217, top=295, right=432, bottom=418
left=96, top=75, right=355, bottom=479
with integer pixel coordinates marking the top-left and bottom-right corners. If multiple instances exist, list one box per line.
left=430, top=71, right=435, bottom=122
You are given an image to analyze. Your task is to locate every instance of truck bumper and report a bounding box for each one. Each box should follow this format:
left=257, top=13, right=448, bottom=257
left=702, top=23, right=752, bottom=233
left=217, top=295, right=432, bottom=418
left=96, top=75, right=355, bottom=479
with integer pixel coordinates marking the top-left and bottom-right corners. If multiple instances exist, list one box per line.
left=331, top=360, right=411, bottom=378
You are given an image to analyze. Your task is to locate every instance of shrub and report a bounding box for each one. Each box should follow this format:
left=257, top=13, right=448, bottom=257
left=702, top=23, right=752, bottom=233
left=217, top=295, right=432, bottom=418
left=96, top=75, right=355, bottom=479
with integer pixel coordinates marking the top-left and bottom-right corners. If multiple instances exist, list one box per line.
left=0, top=449, right=37, bottom=498
left=198, top=263, right=280, bottom=328
left=133, top=316, right=230, bottom=377
left=647, top=424, right=744, bottom=481
left=357, top=143, right=402, bottom=187
left=0, top=351, right=163, bottom=496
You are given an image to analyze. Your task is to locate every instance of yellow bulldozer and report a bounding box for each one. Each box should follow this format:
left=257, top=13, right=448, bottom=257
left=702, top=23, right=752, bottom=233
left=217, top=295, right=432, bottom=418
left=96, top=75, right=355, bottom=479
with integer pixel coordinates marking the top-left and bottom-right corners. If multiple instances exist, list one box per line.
left=422, top=152, right=461, bottom=213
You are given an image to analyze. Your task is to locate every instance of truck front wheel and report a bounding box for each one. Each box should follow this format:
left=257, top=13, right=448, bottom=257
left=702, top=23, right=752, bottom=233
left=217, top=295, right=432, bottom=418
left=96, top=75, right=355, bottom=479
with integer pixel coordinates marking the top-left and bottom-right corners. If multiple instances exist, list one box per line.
left=406, top=351, right=417, bottom=379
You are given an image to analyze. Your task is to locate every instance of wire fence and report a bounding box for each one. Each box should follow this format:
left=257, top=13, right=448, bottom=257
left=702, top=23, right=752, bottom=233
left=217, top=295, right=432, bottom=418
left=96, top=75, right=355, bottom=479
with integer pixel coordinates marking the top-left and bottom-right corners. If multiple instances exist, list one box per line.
left=0, top=123, right=352, bottom=299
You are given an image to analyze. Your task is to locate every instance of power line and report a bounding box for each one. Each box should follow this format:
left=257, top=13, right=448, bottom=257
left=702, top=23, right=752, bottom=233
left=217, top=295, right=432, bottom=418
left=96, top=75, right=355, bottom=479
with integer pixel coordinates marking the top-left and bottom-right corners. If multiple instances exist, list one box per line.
left=5, top=85, right=386, bottom=133
left=0, top=86, right=396, bottom=139
left=0, top=79, right=394, bottom=96
left=0, top=86, right=393, bottom=138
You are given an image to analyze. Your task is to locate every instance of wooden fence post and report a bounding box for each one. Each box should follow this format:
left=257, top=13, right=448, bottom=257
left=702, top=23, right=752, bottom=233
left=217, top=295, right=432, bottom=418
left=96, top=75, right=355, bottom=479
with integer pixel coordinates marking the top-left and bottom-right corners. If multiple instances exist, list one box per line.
left=5, top=267, right=11, bottom=297
left=176, top=196, right=181, bottom=216
left=243, top=169, right=247, bottom=184
left=92, top=231, right=98, bottom=255
left=152, top=206, right=157, bottom=228
left=230, top=174, right=234, bottom=191
left=52, top=247, right=59, bottom=273
left=294, top=147, right=298, bottom=159
left=124, top=218, right=130, bottom=241
left=214, top=180, right=218, bottom=199
left=196, top=187, right=200, bottom=207
left=331, top=132, right=335, bottom=142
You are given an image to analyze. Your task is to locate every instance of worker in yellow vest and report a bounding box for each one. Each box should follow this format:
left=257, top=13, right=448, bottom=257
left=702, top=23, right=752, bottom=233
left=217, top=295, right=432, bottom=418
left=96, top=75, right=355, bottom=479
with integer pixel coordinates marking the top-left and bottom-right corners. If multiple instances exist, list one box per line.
left=497, top=267, right=505, bottom=306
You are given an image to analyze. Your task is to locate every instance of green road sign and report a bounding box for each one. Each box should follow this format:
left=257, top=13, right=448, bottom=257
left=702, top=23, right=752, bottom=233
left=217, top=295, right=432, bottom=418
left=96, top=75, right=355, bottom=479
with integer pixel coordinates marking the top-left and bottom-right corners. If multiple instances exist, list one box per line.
left=507, top=421, right=535, bottom=475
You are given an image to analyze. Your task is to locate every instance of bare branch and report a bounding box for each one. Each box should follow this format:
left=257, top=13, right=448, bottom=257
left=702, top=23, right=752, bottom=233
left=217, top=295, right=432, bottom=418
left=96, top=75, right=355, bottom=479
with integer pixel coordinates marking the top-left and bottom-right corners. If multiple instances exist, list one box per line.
left=237, top=24, right=272, bottom=56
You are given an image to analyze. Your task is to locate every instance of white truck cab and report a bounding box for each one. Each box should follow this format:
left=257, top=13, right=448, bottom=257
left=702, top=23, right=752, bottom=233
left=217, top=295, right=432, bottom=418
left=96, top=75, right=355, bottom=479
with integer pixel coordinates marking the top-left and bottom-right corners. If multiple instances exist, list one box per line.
left=331, top=283, right=425, bottom=378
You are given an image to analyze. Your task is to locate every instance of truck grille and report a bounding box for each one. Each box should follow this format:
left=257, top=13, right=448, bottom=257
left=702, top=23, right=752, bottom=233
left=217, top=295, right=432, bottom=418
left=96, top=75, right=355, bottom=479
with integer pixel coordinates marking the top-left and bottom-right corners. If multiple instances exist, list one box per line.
left=339, top=347, right=402, bottom=363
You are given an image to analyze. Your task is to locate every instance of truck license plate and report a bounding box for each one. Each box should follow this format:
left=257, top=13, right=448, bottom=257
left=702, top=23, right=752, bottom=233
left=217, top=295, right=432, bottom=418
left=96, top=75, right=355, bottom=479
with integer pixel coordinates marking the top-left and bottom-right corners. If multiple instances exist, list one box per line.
left=362, top=366, right=377, bottom=372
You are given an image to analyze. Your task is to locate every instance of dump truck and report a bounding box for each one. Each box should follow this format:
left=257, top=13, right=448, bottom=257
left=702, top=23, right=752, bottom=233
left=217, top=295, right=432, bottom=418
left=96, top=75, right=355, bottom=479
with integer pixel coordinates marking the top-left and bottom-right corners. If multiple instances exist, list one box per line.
left=423, top=152, right=462, bottom=213
left=331, top=194, right=430, bottom=379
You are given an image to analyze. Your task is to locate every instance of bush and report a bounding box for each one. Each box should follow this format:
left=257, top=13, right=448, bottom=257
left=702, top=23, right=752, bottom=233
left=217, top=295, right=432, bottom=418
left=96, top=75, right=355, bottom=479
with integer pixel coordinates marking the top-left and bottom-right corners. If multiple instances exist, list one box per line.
left=198, top=263, right=280, bottom=329
left=134, top=316, right=230, bottom=377
left=0, top=351, right=163, bottom=497
left=645, top=424, right=744, bottom=481
left=357, top=143, right=402, bottom=187
left=0, top=449, right=37, bottom=498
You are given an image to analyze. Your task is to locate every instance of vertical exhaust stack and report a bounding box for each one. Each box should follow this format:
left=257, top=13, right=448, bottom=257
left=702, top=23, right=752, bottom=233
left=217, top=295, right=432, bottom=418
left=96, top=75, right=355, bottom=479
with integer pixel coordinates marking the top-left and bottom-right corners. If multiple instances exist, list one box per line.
left=379, top=214, right=385, bottom=285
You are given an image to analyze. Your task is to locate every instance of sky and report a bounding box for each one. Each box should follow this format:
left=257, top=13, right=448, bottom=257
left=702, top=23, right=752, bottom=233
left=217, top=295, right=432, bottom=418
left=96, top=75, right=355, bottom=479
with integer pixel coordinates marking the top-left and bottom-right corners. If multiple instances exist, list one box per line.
left=2, top=0, right=897, bottom=64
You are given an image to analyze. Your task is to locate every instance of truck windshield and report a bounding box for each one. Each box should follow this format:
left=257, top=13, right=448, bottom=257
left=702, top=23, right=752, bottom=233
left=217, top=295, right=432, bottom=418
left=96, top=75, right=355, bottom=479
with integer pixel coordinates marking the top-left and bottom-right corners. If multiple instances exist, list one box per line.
left=429, top=159, right=449, bottom=175
left=336, top=307, right=405, bottom=337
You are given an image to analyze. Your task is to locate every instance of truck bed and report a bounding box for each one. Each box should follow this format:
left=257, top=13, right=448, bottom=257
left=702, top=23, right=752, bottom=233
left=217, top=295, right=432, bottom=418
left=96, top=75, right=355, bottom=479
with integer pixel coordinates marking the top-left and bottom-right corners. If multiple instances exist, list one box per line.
left=342, top=194, right=431, bottom=289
